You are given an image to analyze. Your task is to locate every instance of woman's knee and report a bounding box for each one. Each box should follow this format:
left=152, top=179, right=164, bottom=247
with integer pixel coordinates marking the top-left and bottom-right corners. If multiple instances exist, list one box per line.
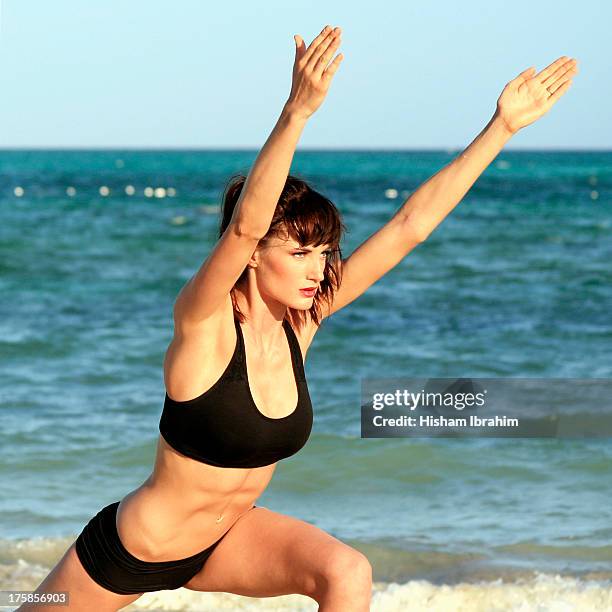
left=317, top=547, right=372, bottom=595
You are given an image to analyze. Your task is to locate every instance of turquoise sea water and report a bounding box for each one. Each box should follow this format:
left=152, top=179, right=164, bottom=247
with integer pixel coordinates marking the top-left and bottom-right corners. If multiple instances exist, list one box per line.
left=1, top=150, right=611, bottom=610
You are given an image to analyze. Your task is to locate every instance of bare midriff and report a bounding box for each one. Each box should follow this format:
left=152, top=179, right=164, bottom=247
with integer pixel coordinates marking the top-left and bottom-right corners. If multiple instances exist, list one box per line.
left=114, top=435, right=276, bottom=563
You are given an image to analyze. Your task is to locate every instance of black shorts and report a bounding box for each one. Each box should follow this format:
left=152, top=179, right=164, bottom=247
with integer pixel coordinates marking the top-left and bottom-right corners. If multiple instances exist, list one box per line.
left=75, top=501, right=238, bottom=594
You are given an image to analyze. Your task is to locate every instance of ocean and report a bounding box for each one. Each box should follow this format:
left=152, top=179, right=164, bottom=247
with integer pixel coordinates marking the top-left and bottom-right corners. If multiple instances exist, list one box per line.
left=1, top=150, right=611, bottom=611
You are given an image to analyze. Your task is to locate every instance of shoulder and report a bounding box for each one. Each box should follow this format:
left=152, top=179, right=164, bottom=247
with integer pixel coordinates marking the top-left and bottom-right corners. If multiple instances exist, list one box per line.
left=163, top=296, right=236, bottom=397
left=171, top=294, right=236, bottom=345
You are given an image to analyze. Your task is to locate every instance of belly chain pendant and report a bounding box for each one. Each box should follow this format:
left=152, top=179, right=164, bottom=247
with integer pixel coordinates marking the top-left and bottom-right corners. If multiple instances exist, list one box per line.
left=215, top=471, right=250, bottom=524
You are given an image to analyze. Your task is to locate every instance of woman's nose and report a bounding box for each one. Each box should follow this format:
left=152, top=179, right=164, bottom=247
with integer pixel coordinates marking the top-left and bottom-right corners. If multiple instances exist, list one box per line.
left=308, top=265, right=325, bottom=282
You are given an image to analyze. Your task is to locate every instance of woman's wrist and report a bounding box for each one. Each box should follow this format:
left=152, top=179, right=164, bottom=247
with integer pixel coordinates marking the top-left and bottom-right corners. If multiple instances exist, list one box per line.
left=490, top=110, right=517, bottom=141
left=281, top=100, right=311, bottom=124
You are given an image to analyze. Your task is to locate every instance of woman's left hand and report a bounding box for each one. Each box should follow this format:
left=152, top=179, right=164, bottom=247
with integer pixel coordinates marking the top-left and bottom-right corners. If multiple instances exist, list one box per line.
left=495, top=56, right=578, bottom=135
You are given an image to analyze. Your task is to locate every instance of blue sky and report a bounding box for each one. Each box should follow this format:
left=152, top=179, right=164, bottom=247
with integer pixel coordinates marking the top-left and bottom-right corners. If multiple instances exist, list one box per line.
left=0, top=0, right=608, bottom=149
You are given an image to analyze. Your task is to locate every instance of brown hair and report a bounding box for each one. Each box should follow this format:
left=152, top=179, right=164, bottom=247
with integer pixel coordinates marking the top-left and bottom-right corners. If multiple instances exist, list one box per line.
left=219, top=173, right=346, bottom=329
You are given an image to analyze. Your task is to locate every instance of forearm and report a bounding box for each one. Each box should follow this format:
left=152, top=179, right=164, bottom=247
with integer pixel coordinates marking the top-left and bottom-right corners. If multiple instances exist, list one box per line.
left=400, top=113, right=514, bottom=241
left=233, top=103, right=308, bottom=237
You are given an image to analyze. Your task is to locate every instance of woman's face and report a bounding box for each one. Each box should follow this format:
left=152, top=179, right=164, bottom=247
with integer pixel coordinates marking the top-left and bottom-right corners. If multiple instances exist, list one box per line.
left=253, top=233, right=333, bottom=310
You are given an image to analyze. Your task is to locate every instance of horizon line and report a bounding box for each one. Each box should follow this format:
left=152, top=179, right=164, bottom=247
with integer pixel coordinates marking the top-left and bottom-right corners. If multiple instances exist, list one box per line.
left=0, top=146, right=610, bottom=153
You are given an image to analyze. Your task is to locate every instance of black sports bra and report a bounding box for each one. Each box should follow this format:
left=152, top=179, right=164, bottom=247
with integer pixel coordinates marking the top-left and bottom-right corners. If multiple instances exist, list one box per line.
left=159, top=317, right=313, bottom=468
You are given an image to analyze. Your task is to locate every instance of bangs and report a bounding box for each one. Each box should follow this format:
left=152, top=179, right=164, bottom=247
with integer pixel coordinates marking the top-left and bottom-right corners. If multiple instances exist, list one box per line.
left=269, top=191, right=344, bottom=249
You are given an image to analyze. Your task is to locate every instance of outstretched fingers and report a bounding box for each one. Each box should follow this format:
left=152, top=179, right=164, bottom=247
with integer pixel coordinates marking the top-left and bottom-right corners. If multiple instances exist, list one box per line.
left=546, top=79, right=572, bottom=105
left=323, top=52, right=344, bottom=81
left=312, top=28, right=341, bottom=74
left=543, top=59, right=577, bottom=104
left=547, top=70, right=575, bottom=95
left=536, top=56, right=571, bottom=83
left=303, top=25, right=333, bottom=63
left=543, top=60, right=578, bottom=92
left=307, top=27, right=340, bottom=72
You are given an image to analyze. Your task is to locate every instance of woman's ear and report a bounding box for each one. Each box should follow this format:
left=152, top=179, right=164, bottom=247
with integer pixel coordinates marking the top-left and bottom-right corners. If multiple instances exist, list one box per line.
left=247, top=249, right=259, bottom=269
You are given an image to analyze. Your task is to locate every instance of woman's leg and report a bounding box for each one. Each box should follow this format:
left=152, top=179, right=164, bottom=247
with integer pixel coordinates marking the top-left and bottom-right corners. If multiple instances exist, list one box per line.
left=16, top=542, right=144, bottom=612
left=184, top=506, right=372, bottom=612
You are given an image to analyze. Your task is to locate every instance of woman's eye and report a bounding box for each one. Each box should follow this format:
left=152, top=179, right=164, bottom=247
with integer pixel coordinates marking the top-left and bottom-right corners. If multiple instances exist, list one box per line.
left=293, top=250, right=331, bottom=259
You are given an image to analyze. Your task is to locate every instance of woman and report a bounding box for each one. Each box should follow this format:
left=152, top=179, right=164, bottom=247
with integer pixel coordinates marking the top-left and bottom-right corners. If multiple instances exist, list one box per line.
left=24, top=24, right=577, bottom=612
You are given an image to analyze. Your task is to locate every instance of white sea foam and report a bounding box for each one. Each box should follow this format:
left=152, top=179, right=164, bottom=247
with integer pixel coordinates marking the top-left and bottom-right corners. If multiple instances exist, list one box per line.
left=118, top=573, right=612, bottom=611
left=369, top=573, right=612, bottom=611
left=2, top=555, right=611, bottom=612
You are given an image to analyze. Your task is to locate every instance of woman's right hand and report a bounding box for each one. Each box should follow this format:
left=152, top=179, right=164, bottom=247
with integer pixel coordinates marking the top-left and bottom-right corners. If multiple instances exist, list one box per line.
left=286, top=25, right=343, bottom=120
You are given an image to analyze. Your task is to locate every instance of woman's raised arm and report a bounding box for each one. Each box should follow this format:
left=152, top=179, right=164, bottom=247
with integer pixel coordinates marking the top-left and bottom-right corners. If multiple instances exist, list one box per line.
left=320, top=56, right=578, bottom=319
left=401, top=56, right=578, bottom=241
left=173, top=25, right=344, bottom=328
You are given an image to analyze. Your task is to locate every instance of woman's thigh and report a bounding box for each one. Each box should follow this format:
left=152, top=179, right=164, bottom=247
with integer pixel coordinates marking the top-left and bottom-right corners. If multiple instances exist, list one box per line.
left=18, top=543, right=143, bottom=612
left=183, top=506, right=371, bottom=601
